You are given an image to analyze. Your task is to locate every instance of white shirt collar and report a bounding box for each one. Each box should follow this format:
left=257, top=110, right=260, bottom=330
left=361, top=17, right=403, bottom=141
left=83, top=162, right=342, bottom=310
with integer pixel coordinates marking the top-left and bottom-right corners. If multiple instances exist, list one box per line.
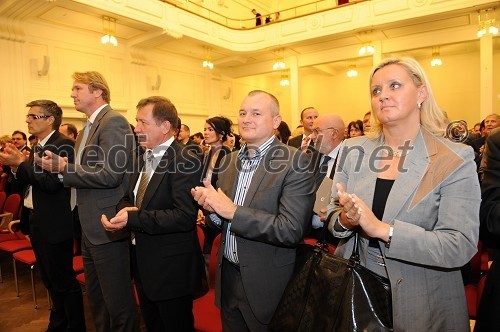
left=88, top=104, right=108, bottom=124
left=38, top=130, right=56, bottom=147
left=149, top=136, right=175, bottom=159
left=327, top=140, right=345, bottom=159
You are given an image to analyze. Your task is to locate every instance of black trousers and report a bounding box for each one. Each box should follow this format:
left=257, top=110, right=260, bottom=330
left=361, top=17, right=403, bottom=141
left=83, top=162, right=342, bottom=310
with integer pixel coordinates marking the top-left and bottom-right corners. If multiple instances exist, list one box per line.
left=131, top=245, right=195, bottom=332
left=81, top=233, right=138, bottom=332
left=29, top=216, right=85, bottom=332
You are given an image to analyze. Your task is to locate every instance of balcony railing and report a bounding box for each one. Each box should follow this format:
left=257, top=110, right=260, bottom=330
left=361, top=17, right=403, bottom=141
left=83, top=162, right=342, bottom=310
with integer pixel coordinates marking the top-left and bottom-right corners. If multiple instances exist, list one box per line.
left=160, top=0, right=368, bottom=30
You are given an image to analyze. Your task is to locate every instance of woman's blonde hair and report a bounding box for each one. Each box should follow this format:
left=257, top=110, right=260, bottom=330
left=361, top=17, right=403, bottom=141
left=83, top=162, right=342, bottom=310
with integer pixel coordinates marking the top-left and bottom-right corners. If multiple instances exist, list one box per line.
left=366, top=57, right=448, bottom=140
left=0, top=134, right=12, bottom=147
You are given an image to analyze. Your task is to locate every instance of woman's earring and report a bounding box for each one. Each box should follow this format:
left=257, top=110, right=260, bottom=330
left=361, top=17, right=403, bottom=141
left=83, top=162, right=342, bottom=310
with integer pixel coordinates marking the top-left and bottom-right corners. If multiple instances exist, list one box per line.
left=417, top=102, right=422, bottom=110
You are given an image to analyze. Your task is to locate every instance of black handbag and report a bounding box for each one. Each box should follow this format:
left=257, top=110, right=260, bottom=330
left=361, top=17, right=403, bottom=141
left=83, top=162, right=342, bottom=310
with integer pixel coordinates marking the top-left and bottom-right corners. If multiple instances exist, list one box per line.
left=269, top=232, right=393, bottom=332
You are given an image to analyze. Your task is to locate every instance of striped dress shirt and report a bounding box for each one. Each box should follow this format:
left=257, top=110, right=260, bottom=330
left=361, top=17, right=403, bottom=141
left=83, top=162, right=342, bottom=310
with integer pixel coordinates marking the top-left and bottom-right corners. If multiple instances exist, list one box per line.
left=210, top=135, right=275, bottom=265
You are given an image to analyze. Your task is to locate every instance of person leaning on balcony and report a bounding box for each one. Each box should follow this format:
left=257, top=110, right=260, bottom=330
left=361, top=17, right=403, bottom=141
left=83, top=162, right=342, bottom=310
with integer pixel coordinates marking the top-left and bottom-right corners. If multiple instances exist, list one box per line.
left=326, top=57, right=480, bottom=331
left=252, top=9, right=262, bottom=26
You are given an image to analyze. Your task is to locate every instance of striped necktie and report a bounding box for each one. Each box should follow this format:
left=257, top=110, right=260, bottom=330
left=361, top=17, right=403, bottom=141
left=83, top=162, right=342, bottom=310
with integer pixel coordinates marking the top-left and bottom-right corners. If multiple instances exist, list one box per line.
left=135, top=150, right=154, bottom=208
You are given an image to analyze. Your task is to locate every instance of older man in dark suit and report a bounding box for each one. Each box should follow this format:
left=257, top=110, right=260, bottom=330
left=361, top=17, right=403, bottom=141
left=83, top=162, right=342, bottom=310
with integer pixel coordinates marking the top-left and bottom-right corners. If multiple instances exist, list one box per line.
left=192, top=90, right=314, bottom=331
left=476, top=128, right=500, bottom=331
left=0, top=100, right=85, bottom=331
left=39, top=71, right=137, bottom=331
left=102, top=96, right=205, bottom=331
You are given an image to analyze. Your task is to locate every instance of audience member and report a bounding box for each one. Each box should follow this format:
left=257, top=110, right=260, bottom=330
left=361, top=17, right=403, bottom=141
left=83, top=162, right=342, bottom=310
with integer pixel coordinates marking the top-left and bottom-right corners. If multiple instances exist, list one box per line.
left=192, top=132, right=204, bottom=145
left=200, top=116, right=233, bottom=255
left=274, top=12, right=280, bottom=21
left=28, top=134, right=38, bottom=148
left=362, top=111, right=371, bottom=132
left=192, top=90, right=314, bottom=330
left=0, top=135, right=12, bottom=150
left=471, top=122, right=481, bottom=135
left=59, top=122, right=81, bottom=253
left=101, top=96, right=204, bottom=332
left=178, top=124, right=197, bottom=146
left=174, top=116, right=182, bottom=140
left=288, top=107, right=319, bottom=152
left=470, top=114, right=499, bottom=154
left=275, top=120, right=291, bottom=144
left=0, top=100, right=85, bottom=331
left=38, top=71, right=137, bottom=331
left=326, top=57, right=480, bottom=330
left=307, top=114, right=345, bottom=243
left=252, top=9, right=262, bottom=26
left=12, top=130, right=30, bottom=153
left=347, top=119, right=364, bottom=138
left=223, top=133, right=237, bottom=151
left=59, top=123, right=78, bottom=141
left=475, top=128, right=500, bottom=331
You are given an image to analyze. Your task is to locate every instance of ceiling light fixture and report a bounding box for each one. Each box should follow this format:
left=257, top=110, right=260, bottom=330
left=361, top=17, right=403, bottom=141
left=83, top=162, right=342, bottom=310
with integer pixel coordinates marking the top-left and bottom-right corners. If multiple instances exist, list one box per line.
left=347, top=64, right=358, bottom=77
left=280, top=70, right=290, bottom=86
left=101, top=16, right=118, bottom=46
left=430, top=47, right=442, bottom=67
left=202, top=46, right=214, bottom=69
left=477, top=8, right=499, bottom=38
left=358, top=43, right=375, bottom=56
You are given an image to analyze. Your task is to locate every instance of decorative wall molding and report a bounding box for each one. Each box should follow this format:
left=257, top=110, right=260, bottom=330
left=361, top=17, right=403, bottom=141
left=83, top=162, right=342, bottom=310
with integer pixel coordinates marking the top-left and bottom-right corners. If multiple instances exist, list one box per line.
left=0, top=17, right=25, bottom=42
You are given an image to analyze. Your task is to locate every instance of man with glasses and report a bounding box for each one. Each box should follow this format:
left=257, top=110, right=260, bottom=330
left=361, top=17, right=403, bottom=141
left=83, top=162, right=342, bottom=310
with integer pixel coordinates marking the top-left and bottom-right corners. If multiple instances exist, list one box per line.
left=307, top=114, right=345, bottom=241
left=0, top=100, right=85, bottom=331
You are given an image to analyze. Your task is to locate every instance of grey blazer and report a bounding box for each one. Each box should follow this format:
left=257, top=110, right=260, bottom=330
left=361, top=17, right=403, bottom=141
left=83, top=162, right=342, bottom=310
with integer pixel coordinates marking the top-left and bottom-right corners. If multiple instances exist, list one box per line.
left=64, top=106, right=134, bottom=245
left=327, top=127, right=480, bottom=331
left=214, top=138, right=315, bottom=324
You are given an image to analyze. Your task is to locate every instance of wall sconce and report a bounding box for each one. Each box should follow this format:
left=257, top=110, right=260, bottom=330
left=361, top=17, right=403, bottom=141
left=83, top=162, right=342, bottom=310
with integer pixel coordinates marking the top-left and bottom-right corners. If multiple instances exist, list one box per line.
left=101, top=16, right=118, bottom=46
left=38, top=55, right=50, bottom=76
left=347, top=64, right=358, bottom=77
left=430, top=47, right=442, bottom=67
left=273, top=48, right=286, bottom=71
left=358, top=43, right=375, bottom=56
left=152, top=74, right=162, bottom=90
left=202, top=46, right=214, bottom=69
left=280, top=70, right=290, bottom=86
left=477, top=8, right=499, bottom=38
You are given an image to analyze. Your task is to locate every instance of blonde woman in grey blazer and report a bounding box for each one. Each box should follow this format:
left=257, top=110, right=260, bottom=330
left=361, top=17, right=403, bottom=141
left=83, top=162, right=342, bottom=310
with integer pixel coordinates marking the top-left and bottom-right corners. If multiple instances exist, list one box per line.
left=327, top=57, right=480, bottom=331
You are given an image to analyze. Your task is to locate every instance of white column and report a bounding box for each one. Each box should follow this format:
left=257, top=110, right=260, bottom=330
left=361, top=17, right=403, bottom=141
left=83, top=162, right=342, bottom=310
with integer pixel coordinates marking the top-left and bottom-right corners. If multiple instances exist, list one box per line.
left=372, top=40, right=383, bottom=68
left=289, top=55, right=300, bottom=129
left=479, top=33, right=493, bottom=120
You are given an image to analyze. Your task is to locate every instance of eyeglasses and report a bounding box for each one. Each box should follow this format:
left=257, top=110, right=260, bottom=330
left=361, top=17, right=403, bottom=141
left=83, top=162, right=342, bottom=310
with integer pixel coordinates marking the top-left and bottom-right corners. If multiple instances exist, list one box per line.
left=26, top=114, right=51, bottom=120
left=312, top=127, right=336, bottom=136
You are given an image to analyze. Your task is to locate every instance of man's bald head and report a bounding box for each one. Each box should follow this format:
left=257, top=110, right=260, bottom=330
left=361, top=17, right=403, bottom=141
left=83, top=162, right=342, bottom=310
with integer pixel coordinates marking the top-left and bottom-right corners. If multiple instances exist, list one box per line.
left=312, top=114, right=345, bottom=155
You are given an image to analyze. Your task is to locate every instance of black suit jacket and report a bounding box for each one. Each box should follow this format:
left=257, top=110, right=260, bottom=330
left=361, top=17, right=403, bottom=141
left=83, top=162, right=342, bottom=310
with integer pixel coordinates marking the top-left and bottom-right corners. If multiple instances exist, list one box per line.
left=288, top=134, right=315, bottom=153
left=477, top=129, right=500, bottom=331
left=117, top=140, right=205, bottom=302
left=16, top=131, right=74, bottom=243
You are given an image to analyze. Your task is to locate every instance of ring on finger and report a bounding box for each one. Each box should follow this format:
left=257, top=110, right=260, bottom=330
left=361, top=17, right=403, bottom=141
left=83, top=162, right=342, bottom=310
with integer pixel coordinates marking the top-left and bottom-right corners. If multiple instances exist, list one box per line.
left=345, top=212, right=352, bottom=219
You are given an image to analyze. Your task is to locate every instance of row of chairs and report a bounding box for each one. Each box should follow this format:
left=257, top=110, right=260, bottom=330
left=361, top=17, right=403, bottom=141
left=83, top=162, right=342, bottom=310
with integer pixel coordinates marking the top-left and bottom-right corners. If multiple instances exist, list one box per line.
left=0, top=192, right=86, bottom=309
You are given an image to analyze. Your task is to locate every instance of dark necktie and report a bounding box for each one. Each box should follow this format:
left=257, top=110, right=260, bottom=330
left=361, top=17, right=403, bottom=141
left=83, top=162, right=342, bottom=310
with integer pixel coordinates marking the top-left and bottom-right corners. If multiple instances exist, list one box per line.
left=319, top=155, right=331, bottom=176
left=314, top=154, right=331, bottom=188
left=135, top=150, right=154, bottom=208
